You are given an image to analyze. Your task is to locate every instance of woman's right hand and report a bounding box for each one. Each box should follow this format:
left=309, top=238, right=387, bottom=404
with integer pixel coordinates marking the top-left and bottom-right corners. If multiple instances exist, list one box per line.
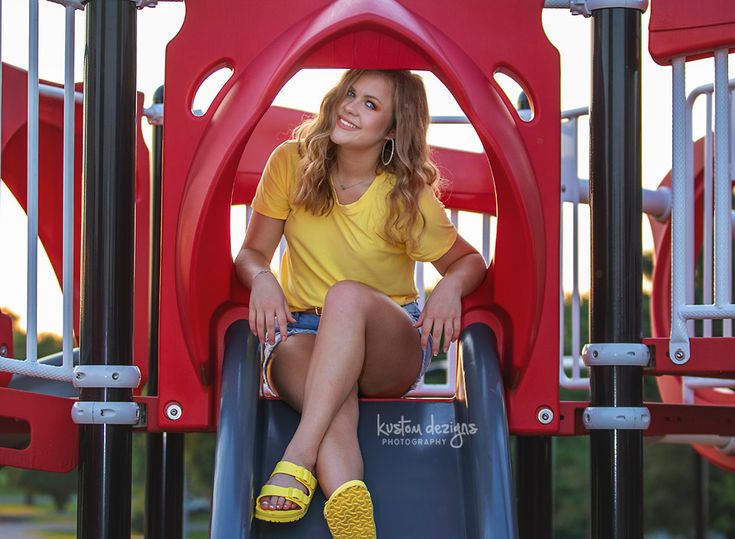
left=248, top=270, right=296, bottom=345
left=234, top=211, right=294, bottom=345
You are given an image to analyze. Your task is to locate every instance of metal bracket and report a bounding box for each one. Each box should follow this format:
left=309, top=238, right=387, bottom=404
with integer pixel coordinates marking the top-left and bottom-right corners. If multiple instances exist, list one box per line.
left=583, top=406, right=651, bottom=430
left=668, top=340, right=691, bottom=365
left=71, top=402, right=141, bottom=425
left=570, top=0, right=648, bottom=17
left=143, top=103, right=164, bottom=126
left=582, top=343, right=650, bottom=367
left=72, top=365, right=141, bottom=388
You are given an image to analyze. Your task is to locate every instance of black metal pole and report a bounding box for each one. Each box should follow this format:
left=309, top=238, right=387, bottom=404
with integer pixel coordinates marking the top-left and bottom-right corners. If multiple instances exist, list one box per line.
left=589, top=7, right=643, bottom=539
left=145, top=86, right=186, bottom=539
left=694, top=450, right=709, bottom=539
left=77, top=1, right=137, bottom=538
left=515, top=436, right=552, bottom=539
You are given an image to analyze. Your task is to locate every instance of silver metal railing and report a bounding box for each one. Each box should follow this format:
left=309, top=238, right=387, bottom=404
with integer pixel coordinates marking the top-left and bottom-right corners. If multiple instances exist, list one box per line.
left=670, top=53, right=734, bottom=365
left=0, top=0, right=82, bottom=381
left=559, top=108, right=588, bottom=390
left=674, top=69, right=735, bottom=405
left=558, top=107, right=672, bottom=390
left=560, top=56, right=735, bottom=406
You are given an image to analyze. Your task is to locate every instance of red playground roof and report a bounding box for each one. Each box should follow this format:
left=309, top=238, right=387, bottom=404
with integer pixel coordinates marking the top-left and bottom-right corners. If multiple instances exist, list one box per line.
left=649, top=0, right=735, bottom=64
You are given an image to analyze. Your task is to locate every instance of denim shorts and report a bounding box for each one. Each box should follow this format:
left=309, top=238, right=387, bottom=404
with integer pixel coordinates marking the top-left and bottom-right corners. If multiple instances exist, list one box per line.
left=261, top=301, right=433, bottom=398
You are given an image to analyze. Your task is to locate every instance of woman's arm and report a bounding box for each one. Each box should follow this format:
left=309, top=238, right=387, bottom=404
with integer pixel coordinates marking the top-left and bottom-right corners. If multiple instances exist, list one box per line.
left=414, top=235, right=487, bottom=356
left=234, top=211, right=295, bottom=344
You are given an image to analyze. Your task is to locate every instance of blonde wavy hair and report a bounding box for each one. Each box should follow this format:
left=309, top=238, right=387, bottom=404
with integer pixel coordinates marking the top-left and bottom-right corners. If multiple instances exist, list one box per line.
left=291, top=69, right=442, bottom=249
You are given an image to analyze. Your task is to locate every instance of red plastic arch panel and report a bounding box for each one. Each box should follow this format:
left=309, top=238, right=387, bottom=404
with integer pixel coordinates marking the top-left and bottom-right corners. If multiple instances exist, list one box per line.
left=648, top=137, right=735, bottom=472
left=649, top=0, right=735, bottom=65
left=0, top=62, right=151, bottom=387
left=157, top=0, right=560, bottom=434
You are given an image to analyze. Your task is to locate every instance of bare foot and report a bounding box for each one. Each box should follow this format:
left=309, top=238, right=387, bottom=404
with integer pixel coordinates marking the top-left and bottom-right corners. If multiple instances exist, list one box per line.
left=260, top=455, right=316, bottom=512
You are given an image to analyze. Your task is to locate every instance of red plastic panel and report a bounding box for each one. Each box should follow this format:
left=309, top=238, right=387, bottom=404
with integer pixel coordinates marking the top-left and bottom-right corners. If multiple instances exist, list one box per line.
left=649, top=0, right=735, bottom=65
left=0, top=63, right=151, bottom=389
left=0, top=311, right=12, bottom=387
left=645, top=337, right=735, bottom=378
left=558, top=401, right=735, bottom=437
left=0, top=388, right=77, bottom=472
left=158, top=0, right=560, bottom=433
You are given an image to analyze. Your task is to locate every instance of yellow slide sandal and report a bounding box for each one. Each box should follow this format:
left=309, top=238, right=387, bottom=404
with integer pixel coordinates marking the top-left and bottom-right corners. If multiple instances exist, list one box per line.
left=254, top=461, right=318, bottom=523
left=323, top=479, right=377, bottom=539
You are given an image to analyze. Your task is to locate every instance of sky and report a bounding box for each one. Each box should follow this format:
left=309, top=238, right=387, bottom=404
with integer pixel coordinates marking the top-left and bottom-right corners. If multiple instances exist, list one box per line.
left=0, top=2, right=733, bottom=335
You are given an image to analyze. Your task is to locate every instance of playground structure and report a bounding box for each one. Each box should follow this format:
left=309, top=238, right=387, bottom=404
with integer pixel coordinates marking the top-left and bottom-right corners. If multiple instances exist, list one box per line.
left=0, top=0, right=733, bottom=537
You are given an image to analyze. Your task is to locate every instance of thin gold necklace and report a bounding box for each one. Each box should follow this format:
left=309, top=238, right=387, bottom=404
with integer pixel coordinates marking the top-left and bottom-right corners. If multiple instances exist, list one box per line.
left=333, top=171, right=375, bottom=191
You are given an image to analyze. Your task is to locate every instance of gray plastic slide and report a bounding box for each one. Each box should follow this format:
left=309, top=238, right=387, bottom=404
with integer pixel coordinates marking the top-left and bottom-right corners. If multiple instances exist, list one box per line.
left=210, top=320, right=517, bottom=539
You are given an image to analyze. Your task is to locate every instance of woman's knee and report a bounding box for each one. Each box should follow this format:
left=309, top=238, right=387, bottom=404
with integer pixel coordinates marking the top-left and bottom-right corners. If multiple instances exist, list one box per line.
left=323, top=280, right=375, bottom=312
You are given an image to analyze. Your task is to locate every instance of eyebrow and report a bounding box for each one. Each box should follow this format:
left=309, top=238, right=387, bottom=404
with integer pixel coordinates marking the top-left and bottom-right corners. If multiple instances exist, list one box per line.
left=349, top=86, right=383, bottom=105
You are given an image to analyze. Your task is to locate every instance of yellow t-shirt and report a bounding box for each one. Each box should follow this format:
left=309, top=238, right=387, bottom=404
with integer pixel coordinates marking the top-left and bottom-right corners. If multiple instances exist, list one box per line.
left=251, top=140, right=458, bottom=310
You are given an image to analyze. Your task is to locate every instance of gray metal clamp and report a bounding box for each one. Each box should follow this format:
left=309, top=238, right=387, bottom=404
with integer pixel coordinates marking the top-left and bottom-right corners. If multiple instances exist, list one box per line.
left=72, top=365, right=141, bottom=388
left=583, top=406, right=651, bottom=430
left=582, top=343, right=651, bottom=367
left=71, top=402, right=141, bottom=425
left=569, top=0, right=649, bottom=17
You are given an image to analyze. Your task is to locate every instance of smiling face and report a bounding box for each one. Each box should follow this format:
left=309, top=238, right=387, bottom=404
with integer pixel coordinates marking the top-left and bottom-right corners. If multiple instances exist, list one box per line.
left=329, top=71, right=396, bottom=151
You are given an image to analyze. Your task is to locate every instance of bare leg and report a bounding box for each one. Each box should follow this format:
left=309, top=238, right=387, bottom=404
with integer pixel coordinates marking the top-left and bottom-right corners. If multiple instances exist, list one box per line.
left=289, top=282, right=422, bottom=459
left=259, top=281, right=423, bottom=511
left=259, top=335, right=363, bottom=510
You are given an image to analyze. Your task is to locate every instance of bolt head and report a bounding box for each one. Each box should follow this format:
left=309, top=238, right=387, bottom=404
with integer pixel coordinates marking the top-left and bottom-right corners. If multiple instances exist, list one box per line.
left=592, top=350, right=599, bottom=358
left=112, top=372, right=120, bottom=381
left=165, top=402, right=183, bottom=421
left=537, top=407, right=554, bottom=425
left=674, top=349, right=685, bottom=360
left=0, top=344, right=8, bottom=357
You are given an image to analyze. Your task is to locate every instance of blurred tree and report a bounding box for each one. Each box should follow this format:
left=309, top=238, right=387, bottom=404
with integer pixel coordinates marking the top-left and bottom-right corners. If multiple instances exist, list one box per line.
left=644, top=444, right=696, bottom=534
left=552, top=435, right=589, bottom=539
left=185, top=433, right=216, bottom=499
left=5, top=467, right=76, bottom=512
left=711, top=464, right=735, bottom=537
left=131, top=434, right=147, bottom=533
left=3, top=308, right=65, bottom=360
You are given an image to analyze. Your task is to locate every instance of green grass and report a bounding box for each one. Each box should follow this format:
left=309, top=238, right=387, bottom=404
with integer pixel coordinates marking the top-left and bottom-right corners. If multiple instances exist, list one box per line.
left=0, top=504, right=44, bottom=517
left=31, top=531, right=75, bottom=539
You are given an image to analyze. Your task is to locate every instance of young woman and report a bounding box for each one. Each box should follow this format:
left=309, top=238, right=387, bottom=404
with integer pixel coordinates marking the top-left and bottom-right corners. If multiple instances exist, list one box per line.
left=235, top=69, right=486, bottom=537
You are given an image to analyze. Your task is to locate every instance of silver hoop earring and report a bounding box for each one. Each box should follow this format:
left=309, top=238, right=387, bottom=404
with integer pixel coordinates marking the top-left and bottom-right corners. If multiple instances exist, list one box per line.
left=381, top=138, right=395, bottom=166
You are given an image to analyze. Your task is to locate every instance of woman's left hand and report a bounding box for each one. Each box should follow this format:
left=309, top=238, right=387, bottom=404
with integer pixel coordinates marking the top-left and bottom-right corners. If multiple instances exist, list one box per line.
left=413, top=276, right=462, bottom=356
